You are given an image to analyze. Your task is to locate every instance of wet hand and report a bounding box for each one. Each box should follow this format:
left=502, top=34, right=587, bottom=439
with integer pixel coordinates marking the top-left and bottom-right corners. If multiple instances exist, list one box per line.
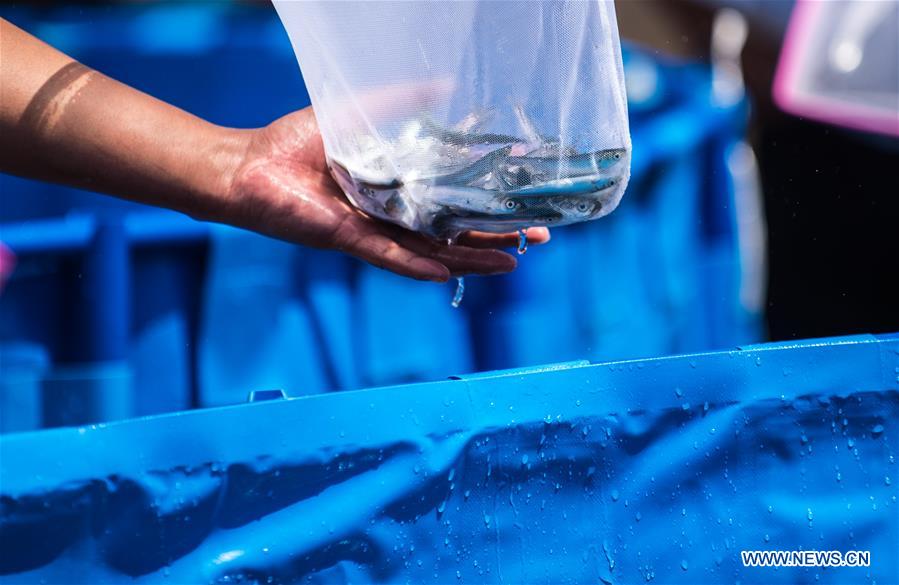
left=223, top=107, right=549, bottom=282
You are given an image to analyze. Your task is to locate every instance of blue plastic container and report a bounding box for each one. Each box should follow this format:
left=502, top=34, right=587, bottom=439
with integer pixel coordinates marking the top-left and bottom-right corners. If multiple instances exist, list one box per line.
left=0, top=343, right=48, bottom=433
left=1, top=334, right=896, bottom=584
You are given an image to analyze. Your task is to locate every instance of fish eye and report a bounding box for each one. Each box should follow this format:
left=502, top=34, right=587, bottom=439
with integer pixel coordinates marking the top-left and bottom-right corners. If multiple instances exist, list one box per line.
left=614, top=152, right=621, bottom=160
left=503, top=198, right=519, bottom=210
left=609, top=179, right=616, bottom=186
left=576, top=201, right=591, bottom=213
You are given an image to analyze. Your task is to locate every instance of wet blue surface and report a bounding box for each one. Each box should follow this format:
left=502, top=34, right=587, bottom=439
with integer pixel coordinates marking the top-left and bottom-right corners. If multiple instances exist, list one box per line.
left=1, top=334, right=896, bottom=584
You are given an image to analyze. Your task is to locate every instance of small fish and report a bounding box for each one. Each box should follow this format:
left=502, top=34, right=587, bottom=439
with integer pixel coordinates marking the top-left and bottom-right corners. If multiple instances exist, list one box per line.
left=422, top=185, right=523, bottom=216
left=420, top=118, right=520, bottom=147
left=505, top=175, right=619, bottom=197
left=430, top=146, right=513, bottom=187
left=431, top=205, right=564, bottom=236
left=499, top=148, right=627, bottom=187
left=547, top=195, right=604, bottom=218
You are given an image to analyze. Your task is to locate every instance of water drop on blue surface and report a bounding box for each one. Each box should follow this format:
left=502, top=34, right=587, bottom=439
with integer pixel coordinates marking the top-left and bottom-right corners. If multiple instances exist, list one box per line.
left=517, top=229, right=528, bottom=254
left=680, top=560, right=689, bottom=571
left=872, top=424, right=885, bottom=437
left=611, top=489, right=620, bottom=502
left=521, top=454, right=529, bottom=466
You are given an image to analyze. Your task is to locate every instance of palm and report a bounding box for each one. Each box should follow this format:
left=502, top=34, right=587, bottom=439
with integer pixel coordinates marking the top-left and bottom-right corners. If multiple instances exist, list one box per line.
left=228, top=107, right=548, bottom=281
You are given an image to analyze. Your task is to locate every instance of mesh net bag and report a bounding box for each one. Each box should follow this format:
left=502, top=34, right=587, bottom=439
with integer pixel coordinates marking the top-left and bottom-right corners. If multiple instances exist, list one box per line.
left=274, top=0, right=631, bottom=238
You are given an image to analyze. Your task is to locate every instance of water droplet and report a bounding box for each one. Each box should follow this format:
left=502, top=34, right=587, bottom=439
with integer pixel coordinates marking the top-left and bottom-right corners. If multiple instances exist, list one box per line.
left=521, top=454, right=529, bottom=465
left=448, top=469, right=455, bottom=482
left=517, top=228, right=528, bottom=254
left=764, top=534, right=770, bottom=542
left=886, top=476, right=892, bottom=486
left=674, top=388, right=683, bottom=397
left=872, top=424, right=885, bottom=437
left=611, top=489, right=620, bottom=502
left=680, top=559, right=689, bottom=571
left=807, top=508, right=813, bottom=521
left=800, top=434, right=809, bottom=444
left=451, top=277, right=465, bottom=308
left=635, top=511, right=642, bottom=522
left=438, top=501, right=446, bottom=514
left=847, top=438, right=855, bottom=448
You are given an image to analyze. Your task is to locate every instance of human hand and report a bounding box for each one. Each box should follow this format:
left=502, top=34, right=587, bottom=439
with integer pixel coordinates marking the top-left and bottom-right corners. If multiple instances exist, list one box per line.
left=222, top=107, right=549, bottom=282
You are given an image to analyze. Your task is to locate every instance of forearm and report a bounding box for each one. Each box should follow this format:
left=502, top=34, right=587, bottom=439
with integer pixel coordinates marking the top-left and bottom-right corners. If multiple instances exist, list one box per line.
left=0, top=18, right=249, bottom=222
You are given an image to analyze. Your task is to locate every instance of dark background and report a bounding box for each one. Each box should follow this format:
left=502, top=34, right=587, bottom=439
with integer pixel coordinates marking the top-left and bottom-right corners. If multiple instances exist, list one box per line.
left=619, top=0, right=899, bottom=340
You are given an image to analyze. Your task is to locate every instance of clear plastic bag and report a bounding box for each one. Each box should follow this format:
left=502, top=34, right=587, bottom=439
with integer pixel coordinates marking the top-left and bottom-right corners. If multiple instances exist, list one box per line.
left=274, top=0, right=631, bottom=238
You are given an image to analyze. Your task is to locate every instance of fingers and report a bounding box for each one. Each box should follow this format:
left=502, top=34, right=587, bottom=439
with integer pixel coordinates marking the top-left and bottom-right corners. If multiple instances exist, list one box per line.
left=347, top=228, right=452, bottom=282
left=393, top=230, right=518, bottom=277
left=338, top=216, right=519, bottom=280
left=456, top=227, right=551, bottom=249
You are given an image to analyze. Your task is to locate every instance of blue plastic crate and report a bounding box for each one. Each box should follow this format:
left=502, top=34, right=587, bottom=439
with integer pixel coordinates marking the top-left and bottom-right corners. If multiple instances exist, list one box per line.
left=1, top=334, right=896, bottom=584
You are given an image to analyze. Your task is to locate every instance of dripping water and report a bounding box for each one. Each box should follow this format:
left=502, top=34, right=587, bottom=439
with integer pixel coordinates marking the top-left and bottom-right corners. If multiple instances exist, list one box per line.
left=517, top=228, right=528, bottom=254
left=451, top=276, right=465, bottom=308
left=446, top=235, right=465, bottom=308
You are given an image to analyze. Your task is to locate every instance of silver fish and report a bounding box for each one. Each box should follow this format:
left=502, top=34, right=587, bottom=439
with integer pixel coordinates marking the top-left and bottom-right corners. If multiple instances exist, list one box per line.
left=431, top=204, right=564, bottom=236
left=505, top=175, right=619, bottom=197
left=499, top=148, right=627, bottom=188
left=420, top=118, right=520, bottom=147
left=429, top=146, right=513, bottom=187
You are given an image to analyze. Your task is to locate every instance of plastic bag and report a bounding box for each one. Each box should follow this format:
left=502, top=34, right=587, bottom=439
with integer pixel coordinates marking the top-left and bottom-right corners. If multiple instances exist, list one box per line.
left=274, top=0, right=631, bottom=238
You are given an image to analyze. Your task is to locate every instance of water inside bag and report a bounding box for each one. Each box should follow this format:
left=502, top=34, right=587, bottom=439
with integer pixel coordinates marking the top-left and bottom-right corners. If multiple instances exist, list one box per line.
left=327, top=109, right=631, bottom=238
